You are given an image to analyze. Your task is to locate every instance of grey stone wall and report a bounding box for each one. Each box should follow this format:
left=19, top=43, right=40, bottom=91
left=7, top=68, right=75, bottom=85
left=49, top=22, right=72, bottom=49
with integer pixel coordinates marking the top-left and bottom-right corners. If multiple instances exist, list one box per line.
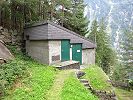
left=82, top=49, right=95, bottom=65
left=48, top=40, right=61, bottom=64
left=26, top=40, right=49, bottom=64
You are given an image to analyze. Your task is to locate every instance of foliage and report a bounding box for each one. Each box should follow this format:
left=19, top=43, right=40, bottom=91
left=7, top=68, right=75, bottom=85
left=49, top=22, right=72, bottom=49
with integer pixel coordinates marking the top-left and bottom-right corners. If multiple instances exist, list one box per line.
left=0, top=44, right=30, bottom=98
left=119, top=28, right=133, bottom=80
left=83, top=65, right=113, bottom=92
left=62, top=0, right=89, bottom=36
left=61, top=73, right=98, bottom=100
left=4, top=66, right=57, bottom=100
left=115, top=88, right=133, bottom=100
left=0, top=0, right=89, bottom=36
left=87, top=20, right=98, bottom=42
left=0, top=57, right=28, bottom=98
left=88, top=19, right=116, bottom=74
left=1, top=45, right=57, bottom=99
left=112, top=63, right=123, bottom=81
left=0, top=0, right=50, bottom=32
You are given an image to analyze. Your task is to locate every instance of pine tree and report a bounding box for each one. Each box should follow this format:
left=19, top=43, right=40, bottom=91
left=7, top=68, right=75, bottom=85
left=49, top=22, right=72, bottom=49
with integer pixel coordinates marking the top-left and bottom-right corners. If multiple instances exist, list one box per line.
left=88, top=19, right=115, bottom=74
left=119, top=28, right=133, bottom=80
left=88, top=20, right=98, bottom=43
left=0, top=0, right=89, bottom=36
left=62, top=0, right=89, bottom=36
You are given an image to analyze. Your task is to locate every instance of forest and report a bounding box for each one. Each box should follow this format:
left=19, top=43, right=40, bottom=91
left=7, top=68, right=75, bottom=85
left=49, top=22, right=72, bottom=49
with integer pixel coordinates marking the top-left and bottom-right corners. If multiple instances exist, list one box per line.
left=0, top=0, right=133, bottom=100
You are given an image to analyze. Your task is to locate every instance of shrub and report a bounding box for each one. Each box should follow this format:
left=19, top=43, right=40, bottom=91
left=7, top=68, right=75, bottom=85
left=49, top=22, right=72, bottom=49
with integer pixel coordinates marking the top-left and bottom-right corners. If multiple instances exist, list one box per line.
left=0, top=45, right=34, bottom=99
left=129, top=79, right=133, bottom=90
left=0, top=59, right=27, bottom=97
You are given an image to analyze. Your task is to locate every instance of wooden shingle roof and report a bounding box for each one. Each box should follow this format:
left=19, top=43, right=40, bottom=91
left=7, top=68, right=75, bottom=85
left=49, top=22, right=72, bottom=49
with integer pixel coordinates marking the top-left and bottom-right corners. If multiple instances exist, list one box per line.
left=24, top=21, right=96, bottom=49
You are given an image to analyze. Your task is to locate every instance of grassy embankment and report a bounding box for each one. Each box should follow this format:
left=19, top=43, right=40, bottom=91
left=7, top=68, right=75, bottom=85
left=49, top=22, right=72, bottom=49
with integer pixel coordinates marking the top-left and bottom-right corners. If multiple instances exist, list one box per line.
left=2, top=45, right=58, bottom=100
left=61, top=73, right=99, bottom=100
left=115, top=88, right=133, bottom=100
left=3, top=45, right=98, bottom=100
left=83, top=65, right=113, bottom=92
left=83, top=65, right=133, bottom=100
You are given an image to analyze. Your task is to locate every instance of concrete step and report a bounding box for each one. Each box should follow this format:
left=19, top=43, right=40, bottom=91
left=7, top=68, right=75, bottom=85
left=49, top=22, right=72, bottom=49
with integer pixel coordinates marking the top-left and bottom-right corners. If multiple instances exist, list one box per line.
left=53, top=60, right=80, bottom=70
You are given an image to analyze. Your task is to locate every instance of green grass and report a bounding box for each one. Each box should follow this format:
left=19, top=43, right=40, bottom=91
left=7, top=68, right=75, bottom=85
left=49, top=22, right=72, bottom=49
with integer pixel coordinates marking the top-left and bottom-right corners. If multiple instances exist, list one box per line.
left=2, top=45, right=58, bottom=100
left=115, top=88, right=133, bottom=100
left=61, top=73, right=99, bottom=100
left=83, top=65, right=113, bottom=92
left=46, top=70, right=74, bottom=100
left=4, top=65, right=57, bottom=100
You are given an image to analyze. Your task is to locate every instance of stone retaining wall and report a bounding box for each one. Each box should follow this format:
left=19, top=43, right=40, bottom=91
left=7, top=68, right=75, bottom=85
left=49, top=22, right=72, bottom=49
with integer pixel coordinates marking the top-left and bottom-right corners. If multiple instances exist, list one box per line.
left=0, top=26, right=22, bottom=45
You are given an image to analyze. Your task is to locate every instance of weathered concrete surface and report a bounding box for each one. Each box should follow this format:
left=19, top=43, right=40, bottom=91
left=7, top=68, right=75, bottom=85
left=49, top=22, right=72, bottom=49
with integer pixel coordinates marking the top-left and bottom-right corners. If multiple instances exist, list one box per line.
left=0, top=40, right=13, bottom=60
left=52, top=60, right=80, bottom=70
left=26, top=40, right=61, bottom=65
left=26, top=40, right=49, bottom=64
left=48, top=40, right=61, bottom=64
left=82, top=49, right=95, bottom=65
left=26, top=40, right=96, bottom=66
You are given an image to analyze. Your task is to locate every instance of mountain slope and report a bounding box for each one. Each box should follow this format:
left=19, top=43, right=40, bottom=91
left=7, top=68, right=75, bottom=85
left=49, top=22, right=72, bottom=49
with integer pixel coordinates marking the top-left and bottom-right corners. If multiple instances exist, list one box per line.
left=84, top=0, right=133, bottom=48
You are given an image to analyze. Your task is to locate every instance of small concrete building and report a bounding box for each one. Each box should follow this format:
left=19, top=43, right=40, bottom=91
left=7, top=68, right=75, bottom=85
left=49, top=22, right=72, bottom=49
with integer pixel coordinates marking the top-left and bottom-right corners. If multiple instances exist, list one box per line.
left=24, top=21, right=96, bottom=65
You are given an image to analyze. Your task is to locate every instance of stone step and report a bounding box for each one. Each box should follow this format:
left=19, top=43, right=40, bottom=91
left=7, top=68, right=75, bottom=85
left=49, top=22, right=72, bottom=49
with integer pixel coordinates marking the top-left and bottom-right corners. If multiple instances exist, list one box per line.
left=79, top=79, right=88, bottom=83
left=83, top=83, right=90, bottom=87
left=86, top=86, right=92, bottom=90
left=76, top=71, right=86, bottom=78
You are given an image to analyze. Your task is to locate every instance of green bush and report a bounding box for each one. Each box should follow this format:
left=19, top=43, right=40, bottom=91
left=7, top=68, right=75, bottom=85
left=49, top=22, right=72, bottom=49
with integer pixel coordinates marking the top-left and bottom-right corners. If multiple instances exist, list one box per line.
left=0, top=45, right=30, bottom=97
left=129, top=79, right=133, bottom=89
left=0, top=59, right=27, bottom=97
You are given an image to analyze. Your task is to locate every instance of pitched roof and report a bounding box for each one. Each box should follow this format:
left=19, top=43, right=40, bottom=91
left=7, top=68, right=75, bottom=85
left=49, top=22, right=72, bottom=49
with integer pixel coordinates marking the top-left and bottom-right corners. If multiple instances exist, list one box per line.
left=24, top=21, right=96, bottom=49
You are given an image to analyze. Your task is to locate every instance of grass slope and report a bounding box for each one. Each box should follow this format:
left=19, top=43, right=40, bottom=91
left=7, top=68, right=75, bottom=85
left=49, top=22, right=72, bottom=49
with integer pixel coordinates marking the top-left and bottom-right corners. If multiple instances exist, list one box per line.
left=2, top=46, right=99, bottom=100
left=0, top=45, right=57, bottom=100
left=4, top=66, right=57, bottom=100
left=83, top=65, right=113, bottom=92
left=3, top=51, right=58, bottom=100
left=61, top=73, right=99, bottom=100
left=115, top=88, right=133, bottom=100
left=46, top=70, right=74, bottom=100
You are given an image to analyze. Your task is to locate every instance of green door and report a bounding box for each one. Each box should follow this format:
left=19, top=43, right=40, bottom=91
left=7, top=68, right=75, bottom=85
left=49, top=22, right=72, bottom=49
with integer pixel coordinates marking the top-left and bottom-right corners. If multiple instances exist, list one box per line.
left=61, top=40, right=70, bottom=61
left=72, top=44, right=82, bottom=64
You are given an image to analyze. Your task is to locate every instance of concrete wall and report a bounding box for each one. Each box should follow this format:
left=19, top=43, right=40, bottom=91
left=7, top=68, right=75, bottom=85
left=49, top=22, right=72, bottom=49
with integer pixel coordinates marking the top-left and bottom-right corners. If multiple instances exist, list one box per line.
left=26, top=40, right=95, bottom=65
left=26, top=40, right=49, bottom=64
left=48, top=40, right=61, bottom=64
left=82, top=49, right=95, bottom=65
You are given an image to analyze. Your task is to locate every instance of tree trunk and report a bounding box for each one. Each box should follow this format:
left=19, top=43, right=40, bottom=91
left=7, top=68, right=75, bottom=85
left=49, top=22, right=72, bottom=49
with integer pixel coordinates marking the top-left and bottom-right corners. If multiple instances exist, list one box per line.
left=0, top=7, right=2, bottom=26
